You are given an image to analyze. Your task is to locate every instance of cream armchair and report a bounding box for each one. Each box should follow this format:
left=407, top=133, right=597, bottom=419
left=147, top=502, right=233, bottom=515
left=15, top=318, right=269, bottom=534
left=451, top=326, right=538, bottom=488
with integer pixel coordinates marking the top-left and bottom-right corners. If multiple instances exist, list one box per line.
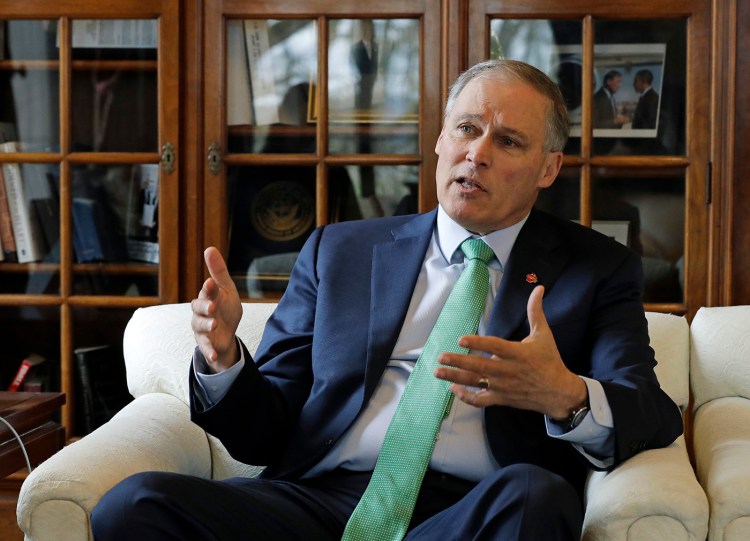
left=690, top=305, right=750, bottom=541
left=17, top=304, right=708, bottom=540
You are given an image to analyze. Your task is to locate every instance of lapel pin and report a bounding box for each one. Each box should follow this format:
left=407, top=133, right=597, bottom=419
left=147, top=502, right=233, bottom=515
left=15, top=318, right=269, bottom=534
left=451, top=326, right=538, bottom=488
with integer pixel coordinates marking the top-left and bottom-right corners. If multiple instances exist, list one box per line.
left=525, top=273, right=538, bottom=284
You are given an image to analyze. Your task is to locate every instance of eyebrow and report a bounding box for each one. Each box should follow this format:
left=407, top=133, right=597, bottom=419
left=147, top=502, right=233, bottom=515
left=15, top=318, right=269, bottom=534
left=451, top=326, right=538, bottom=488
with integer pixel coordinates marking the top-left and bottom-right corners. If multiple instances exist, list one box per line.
left=453, top=112, right=530, bottom=144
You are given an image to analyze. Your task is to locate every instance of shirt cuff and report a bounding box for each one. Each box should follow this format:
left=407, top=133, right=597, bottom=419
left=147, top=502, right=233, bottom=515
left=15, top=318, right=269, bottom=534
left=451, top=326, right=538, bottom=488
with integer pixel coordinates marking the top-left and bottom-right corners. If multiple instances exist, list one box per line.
left=192, top=337, right=246, bottom=407
left=545, top=377, right=615, bottom=468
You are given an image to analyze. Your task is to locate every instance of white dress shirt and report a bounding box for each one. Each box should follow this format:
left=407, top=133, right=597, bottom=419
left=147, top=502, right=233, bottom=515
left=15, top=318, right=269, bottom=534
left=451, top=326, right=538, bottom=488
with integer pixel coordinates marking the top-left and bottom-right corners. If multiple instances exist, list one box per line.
left=194, top=207, right=615, bottom=481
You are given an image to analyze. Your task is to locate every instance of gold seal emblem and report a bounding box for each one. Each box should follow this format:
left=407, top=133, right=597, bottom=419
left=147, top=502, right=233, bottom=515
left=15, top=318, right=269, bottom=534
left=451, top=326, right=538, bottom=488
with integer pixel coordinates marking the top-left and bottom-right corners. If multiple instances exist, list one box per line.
left=250, top=181, right=314, bottom=242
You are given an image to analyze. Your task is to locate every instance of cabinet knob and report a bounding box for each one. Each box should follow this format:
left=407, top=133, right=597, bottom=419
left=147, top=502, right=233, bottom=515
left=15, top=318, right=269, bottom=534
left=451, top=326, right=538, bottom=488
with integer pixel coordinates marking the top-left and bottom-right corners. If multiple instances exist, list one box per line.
left=208, top=143, right=223, bottom=175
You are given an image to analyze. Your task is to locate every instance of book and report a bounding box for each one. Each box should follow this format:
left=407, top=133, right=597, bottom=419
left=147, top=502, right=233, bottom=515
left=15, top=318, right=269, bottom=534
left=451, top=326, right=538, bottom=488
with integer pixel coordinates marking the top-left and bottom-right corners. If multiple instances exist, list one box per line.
left=32, top=197, right=60, bottom=257
left=7, top=353, right=45, bottom=392
left=0, top=122, right=16, bottom=143
left=0, top=142, right=46, bottom=263
left=125, top=164, right=159, bottom=263
left=0, top=164, right=18, bottom=261
left=243, top=20, right=280, bottom=125
left=74, top=345, right=132, bottom=435
left=226, top=20, right=254, bottom=126
left=67, top=20, right=158, bottom=49
left=71, top=198, right=107, bottom=262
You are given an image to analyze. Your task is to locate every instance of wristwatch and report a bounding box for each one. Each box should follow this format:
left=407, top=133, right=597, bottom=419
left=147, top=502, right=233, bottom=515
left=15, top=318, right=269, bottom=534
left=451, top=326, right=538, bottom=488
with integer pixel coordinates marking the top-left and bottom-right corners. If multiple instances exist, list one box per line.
left=566, top=399, right=590, bottom=430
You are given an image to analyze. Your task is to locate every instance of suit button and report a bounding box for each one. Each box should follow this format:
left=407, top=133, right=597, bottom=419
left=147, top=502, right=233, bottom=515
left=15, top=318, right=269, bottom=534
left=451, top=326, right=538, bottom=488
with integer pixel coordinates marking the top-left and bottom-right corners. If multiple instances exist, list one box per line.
left=325, top=439, right=335, bottom=447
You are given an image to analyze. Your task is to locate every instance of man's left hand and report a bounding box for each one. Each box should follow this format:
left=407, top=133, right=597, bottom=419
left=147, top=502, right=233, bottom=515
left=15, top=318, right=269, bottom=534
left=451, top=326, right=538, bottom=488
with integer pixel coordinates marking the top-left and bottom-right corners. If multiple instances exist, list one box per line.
left=434, top=285, right=588, bottom=420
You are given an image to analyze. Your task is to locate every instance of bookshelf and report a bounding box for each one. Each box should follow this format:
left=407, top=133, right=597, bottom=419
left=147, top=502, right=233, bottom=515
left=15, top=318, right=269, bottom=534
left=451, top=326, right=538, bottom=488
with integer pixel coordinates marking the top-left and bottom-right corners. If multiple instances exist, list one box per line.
left=0, top=0, right=743, bottom=439
left=0, top=2, right=179, bottom=438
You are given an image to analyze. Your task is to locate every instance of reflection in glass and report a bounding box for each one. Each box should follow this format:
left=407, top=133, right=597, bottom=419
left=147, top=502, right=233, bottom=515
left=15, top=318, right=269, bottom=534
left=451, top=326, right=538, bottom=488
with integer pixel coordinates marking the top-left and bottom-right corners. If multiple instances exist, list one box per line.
left=593, top=20, right=686, bottom=156
left=66, top=20, right=158, bottom=152
left=70, top=163, right=159, bottom=296
left=330, top=165, right=419, bottom=222
left=534, top=167, right=580, bottom=221
left=592, top=169, right=685, bottom=303
left=227, top=19, right=317, bottom=154
left=488, top=19, right=582, bottom=155
left=1, top=306, right=61, bottom=392
left=226, top=165, right=317, bottom=298
left=71, top=71, right=157, bottom=153
left=0, top=21, right=60, bottom=151
left=328, top=19, right=420, bottom=155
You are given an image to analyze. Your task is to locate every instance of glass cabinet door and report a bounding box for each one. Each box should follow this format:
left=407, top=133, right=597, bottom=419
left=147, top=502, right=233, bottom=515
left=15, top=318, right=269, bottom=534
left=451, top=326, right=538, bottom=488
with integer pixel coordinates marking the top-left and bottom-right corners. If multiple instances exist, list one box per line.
left=203, top=0, right=441, bottom=300
left=468, top=0, right=710, bottom=316
left=0, top=2, right=179, bottom=437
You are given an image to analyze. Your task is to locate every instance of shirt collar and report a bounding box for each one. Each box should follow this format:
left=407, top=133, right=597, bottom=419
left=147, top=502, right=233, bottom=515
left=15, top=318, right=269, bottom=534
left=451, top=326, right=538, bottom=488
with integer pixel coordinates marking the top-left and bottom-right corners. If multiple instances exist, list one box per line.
left=436, top=205, right=529, bottom=271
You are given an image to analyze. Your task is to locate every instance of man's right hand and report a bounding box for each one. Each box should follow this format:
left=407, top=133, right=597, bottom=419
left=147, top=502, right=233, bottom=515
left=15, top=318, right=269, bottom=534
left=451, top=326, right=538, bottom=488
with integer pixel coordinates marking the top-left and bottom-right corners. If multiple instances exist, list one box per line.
left=191, top=247, right=243, bottom=373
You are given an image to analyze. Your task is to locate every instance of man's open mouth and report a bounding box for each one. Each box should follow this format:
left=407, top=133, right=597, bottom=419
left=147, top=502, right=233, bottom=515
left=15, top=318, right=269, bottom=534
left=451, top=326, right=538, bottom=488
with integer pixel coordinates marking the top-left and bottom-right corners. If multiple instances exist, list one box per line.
left=456, top=177, right=485, bottom=191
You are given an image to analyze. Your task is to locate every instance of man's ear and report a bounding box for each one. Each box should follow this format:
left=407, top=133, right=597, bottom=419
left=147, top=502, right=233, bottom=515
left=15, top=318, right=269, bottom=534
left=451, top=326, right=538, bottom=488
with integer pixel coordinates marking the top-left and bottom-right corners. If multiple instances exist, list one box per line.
left=537, top=151, right=563, bottom=189
left=435, top=129, right=445, bottom=155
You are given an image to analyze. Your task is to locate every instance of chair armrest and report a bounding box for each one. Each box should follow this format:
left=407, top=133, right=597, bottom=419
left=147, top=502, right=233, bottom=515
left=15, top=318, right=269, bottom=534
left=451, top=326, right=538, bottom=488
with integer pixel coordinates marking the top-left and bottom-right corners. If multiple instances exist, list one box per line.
left=17, top=393, right=212, bottom=541
left=694, top=397, right=750, bottom=541
left=582, top=435, right=708, bottom=541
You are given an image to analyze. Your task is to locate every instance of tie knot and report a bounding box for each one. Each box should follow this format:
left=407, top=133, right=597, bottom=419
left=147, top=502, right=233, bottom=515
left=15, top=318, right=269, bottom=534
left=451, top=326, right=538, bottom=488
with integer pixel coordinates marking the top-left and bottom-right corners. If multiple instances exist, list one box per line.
left=460, top=238, right=494, bottom=264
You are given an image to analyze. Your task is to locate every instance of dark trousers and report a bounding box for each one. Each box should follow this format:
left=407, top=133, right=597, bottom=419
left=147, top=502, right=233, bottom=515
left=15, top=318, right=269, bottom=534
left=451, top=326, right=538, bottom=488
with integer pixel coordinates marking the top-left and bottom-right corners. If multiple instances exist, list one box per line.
left=91, top=464, right=583, bottom=541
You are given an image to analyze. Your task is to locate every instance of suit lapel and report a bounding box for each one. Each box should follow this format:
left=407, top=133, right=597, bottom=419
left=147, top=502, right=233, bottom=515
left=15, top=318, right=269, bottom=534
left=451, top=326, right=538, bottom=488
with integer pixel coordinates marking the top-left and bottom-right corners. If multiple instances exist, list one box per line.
left=364, top=211, right=436, bottom=396
left=486, top=210, right=571, bottom=339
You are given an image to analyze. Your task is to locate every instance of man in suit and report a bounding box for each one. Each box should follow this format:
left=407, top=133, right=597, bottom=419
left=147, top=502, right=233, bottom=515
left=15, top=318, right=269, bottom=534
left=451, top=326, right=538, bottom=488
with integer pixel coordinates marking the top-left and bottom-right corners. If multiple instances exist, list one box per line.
left=593, top=70, right=630, bottom=129
left=631, top=69, right=660, bottom=130
left=92, top=59, right=682, bottom=541
left=350, top=20, right=378, bottom=111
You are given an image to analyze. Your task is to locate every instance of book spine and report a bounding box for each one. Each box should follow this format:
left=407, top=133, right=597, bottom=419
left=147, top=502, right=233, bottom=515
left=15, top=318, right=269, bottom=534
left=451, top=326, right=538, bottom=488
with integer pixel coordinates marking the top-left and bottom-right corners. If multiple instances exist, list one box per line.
left=0, top=165, right=17, bottom=259
left=0, top=142, right=44, bottom=263
left=226, top=20, right=254, bottom=126
left=72, top=198, right=104, bottom=262
left=7, top=360, right=32, bottom=392
left=75, top=350, right=95, bottom=435
left=244, top=20, right=279, bottom=125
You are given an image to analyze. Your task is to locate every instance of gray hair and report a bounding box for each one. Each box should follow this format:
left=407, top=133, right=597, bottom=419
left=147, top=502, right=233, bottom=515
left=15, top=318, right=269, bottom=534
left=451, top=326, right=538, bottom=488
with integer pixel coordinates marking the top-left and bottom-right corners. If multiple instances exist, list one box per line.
left=444, top=59, right=570, bottom=153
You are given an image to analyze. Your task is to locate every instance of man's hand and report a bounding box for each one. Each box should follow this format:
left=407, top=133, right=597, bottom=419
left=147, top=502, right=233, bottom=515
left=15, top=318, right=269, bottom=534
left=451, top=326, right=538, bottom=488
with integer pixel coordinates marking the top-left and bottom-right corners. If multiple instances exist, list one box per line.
left=191, top=247, right=243, bottom=373
left=434, top=285, right=588, bottom=420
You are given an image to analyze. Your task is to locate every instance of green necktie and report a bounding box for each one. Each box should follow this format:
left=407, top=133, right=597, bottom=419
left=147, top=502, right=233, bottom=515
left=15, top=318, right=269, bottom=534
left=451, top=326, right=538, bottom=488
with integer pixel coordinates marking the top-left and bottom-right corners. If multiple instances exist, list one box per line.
left=342, top=238, right=495, bottom=541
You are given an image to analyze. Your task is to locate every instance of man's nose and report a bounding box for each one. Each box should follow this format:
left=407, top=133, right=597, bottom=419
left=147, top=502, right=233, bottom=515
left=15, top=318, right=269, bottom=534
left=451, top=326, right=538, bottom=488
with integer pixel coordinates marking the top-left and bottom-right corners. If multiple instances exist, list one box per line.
left=466, top=135, right=492, bottom=168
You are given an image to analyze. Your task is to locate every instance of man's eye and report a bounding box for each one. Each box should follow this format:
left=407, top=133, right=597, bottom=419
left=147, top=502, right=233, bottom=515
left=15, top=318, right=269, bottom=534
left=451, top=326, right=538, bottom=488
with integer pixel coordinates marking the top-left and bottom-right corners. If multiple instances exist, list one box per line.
left=500, top=137, right=518, bottom=148
left=458, top=124, right=473, bottom=133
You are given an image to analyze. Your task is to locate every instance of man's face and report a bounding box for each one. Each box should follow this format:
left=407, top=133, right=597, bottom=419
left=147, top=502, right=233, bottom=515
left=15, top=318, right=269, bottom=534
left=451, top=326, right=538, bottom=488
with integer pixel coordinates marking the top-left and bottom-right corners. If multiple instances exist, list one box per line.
left=434, top=75, right=562, bottom=235
left=633, top=77, right=646, bottom=93
left=606, top=75, right=623, bottom=93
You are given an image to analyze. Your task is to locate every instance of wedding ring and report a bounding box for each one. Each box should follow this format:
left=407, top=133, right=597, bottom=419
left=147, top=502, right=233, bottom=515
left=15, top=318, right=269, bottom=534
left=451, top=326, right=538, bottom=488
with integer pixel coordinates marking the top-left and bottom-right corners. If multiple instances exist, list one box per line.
left=477, top=376, right=490, bottom=391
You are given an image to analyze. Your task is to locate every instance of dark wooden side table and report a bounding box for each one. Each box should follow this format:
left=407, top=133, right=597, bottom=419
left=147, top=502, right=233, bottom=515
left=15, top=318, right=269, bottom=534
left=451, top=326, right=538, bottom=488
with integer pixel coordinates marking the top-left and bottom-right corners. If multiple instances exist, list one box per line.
left=0, top=392, right=66, bottom=478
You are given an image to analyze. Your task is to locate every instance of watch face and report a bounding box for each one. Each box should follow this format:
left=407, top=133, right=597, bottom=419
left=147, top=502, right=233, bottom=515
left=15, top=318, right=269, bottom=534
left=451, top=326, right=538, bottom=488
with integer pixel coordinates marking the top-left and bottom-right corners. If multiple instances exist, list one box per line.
left=569, top=406, right=590, bottom=430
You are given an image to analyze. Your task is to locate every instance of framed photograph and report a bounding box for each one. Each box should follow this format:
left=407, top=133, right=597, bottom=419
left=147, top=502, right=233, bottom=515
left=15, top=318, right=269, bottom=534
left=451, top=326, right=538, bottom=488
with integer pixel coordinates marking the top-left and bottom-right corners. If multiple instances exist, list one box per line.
left=556, top=43, right=667, bottom=139
left=309, top=19, right=420, bottom=124
left=591, top=220, right=631, bottom=247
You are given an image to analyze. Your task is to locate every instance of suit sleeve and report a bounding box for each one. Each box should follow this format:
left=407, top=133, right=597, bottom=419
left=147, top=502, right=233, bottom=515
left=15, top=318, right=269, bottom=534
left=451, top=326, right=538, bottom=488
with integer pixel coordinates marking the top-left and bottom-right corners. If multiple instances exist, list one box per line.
left=586, top=248, right=683, bottom=466
left=189, top=227, right=324, bottom=466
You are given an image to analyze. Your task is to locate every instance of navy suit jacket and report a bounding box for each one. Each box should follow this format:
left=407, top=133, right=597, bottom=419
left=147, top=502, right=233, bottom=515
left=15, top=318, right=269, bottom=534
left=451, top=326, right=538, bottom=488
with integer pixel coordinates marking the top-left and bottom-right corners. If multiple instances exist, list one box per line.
left=191, top=208, right=682, bottom=493
left=593, top=87, right=620, bottom=129
left=632, top=88, right=660, bottom=130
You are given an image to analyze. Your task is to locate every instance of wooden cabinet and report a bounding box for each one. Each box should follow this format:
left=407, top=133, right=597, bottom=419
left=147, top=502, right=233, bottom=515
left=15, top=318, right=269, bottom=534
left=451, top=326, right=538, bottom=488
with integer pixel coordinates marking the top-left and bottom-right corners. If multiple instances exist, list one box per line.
left=0, top=0, right=739, bottom=436
left=461, top=0, right=711, bottom=316
left=199, top=0, right=443, bottom=299
left=0, top=0, right=179, bottom=436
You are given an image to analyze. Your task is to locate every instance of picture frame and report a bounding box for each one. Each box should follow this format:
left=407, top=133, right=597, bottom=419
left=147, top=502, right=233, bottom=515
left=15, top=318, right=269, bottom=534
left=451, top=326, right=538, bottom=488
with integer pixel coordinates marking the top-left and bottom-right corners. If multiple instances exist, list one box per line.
left=591, top=220, right=631, bottom=247
left=556, top=43, right=667, bottom=139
